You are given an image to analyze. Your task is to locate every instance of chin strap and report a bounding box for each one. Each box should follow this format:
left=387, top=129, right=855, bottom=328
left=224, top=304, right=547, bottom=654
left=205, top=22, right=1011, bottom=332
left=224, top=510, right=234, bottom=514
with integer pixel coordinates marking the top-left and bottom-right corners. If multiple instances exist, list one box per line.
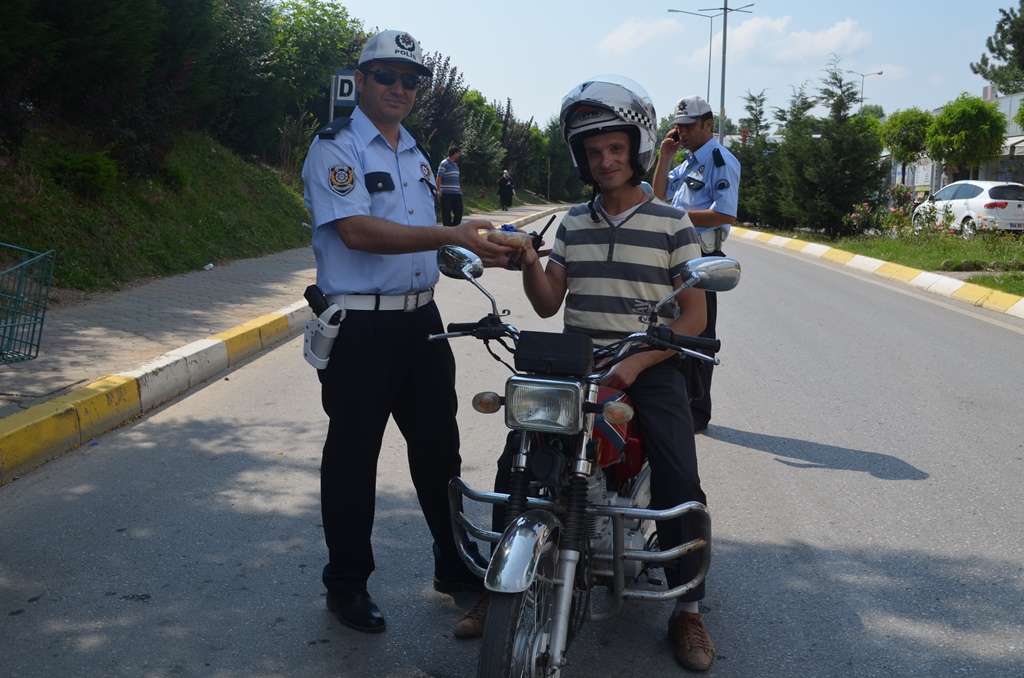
left=587, top=185, right=601, bottom=222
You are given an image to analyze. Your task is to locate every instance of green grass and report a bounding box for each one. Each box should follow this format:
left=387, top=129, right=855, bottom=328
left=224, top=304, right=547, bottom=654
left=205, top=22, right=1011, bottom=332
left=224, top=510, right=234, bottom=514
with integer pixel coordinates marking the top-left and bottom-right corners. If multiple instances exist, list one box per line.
left=2, top=128, right=310, bottom=290
left=756, top=227, right=1024, bottom=297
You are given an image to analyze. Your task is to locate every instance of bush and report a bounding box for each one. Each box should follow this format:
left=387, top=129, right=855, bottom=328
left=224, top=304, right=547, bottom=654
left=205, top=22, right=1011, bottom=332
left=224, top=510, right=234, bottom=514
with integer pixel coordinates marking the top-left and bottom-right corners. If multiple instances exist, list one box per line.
left=47, top=152, right=118, bottom=198
left=161, top=164, right=190, bottom=191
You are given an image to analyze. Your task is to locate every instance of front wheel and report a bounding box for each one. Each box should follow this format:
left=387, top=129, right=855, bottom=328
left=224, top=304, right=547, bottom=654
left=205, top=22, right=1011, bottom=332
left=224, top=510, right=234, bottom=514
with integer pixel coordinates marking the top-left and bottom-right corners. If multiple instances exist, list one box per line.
left=477, top=551, right=558, bottom=678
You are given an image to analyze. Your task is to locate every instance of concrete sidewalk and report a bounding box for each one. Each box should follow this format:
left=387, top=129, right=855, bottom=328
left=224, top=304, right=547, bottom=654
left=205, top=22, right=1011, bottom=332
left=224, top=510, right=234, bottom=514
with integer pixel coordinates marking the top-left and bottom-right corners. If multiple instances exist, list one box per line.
left=0, top=204, right=565, bottom=483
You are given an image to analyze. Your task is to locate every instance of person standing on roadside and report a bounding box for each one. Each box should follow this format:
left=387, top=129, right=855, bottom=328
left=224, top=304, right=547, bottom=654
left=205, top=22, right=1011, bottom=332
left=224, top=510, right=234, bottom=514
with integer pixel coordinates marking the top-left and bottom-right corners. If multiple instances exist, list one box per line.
left=300, top=29, right=511, bottom=636
left=651, top=95, right=741, bottom=434
left=496, top=169, right=515, bottom=210
left=437, top=146, right=463, bottom=225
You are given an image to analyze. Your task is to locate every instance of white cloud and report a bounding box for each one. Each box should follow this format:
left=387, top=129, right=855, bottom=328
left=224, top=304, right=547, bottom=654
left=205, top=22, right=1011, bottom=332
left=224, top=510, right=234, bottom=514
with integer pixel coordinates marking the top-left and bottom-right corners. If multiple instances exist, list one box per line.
left=688, top=16, right=872, bottom=66
left=599, top=17, right=681, bottom=57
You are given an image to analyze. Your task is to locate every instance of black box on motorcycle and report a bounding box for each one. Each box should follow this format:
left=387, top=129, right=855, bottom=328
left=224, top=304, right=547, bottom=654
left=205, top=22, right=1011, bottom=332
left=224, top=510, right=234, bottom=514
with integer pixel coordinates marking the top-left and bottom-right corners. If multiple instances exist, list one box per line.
left=514, top=331, right=594, bottom=377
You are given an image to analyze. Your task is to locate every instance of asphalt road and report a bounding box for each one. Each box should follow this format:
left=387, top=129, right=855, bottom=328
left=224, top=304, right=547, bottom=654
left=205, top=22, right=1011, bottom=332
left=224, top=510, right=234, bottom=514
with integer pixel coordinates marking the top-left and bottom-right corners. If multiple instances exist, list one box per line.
left=1, top=235, right=1023, bottom=677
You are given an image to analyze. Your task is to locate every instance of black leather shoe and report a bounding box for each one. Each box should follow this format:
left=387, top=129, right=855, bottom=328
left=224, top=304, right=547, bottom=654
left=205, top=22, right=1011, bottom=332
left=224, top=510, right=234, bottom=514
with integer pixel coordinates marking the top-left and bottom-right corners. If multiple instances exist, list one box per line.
left=326, top=591, right=386, bottom=633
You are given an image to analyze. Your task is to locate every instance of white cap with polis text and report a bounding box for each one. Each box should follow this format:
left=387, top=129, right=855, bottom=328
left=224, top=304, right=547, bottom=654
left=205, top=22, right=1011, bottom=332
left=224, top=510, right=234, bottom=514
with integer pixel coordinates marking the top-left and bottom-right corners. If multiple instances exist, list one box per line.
left=671, top=95, right=713, bottom=125
left=357, top=30, right=431, bottom=76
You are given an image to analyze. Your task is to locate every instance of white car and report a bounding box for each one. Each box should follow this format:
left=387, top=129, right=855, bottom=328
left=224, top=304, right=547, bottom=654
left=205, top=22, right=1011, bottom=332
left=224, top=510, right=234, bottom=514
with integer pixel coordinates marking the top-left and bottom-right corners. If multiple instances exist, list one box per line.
left=913, top=180, right=1024, bottom=237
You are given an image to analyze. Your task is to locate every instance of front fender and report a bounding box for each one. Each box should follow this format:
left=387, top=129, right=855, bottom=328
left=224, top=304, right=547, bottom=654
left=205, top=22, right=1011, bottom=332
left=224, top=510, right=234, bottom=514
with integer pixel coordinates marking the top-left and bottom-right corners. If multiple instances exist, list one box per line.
left=485, top=509, right=561, bottom=593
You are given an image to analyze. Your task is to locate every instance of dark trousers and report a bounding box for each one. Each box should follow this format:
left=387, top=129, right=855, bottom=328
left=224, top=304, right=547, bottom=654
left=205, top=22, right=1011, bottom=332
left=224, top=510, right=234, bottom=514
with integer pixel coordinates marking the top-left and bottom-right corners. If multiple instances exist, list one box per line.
left=317, top=301, right=469, bottom=595
left=690, top=248, right=724, bottom=428
left=440, top=193, right=463, bottom=226
left=690, top=290, right=716, bottom=427
left=492, top=361, right=706, bottom=601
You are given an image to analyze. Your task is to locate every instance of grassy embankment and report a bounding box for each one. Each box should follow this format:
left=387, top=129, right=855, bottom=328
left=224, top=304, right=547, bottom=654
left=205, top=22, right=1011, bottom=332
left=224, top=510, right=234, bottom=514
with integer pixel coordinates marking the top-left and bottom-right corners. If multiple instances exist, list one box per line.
left=0, top=126, right=550, bottom=294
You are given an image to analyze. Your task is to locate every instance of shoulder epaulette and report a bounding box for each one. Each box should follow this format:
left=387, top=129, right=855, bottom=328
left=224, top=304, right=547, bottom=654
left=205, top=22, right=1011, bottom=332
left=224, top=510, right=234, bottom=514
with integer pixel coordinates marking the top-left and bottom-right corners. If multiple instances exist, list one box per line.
left=415, top=140, right=432, bottom=168
left=712, top=147, right=725, bottom=168
left=316, top=117, right=352, bottom=140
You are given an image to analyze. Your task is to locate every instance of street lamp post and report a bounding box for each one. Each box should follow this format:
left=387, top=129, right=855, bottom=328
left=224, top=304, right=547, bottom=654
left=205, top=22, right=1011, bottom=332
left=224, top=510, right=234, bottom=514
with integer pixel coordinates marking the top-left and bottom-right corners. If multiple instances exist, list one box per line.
left=698, top=2, right=754, bottom=142
left=846, top=69, right=883, bottom=109
left=667, top=9, right=722, bottom=102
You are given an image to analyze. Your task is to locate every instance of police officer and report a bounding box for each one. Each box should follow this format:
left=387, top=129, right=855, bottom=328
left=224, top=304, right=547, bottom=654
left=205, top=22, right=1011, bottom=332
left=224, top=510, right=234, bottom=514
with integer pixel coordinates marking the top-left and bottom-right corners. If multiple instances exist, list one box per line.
left=300, top=29, right=510, bottom=634
left=651, top=95, right=741, bottom=433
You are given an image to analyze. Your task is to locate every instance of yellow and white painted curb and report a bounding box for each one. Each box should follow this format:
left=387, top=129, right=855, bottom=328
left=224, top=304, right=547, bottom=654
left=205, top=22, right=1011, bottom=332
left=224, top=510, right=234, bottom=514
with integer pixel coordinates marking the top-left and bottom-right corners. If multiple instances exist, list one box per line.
left=732, top=226, right=1024, bottom=320
left=0, top=208, right=567, bottom=485
left=0, top=301, right=311, bottom=484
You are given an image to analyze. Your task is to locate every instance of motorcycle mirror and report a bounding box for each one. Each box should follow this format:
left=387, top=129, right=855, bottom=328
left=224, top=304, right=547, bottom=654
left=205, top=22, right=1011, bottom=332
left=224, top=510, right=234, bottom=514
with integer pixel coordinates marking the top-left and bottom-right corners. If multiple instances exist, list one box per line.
left=651, top=257, right=741, bottom=315
left=438, top=246, right=484, bottom=280
left=682, top=256, right=741, bottom=292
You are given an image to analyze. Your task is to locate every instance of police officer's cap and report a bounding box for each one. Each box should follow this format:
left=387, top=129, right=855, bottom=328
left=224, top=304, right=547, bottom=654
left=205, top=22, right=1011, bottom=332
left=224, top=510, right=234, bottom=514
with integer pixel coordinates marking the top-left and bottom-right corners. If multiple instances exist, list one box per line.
left=358, top=30, right=432, bottom=76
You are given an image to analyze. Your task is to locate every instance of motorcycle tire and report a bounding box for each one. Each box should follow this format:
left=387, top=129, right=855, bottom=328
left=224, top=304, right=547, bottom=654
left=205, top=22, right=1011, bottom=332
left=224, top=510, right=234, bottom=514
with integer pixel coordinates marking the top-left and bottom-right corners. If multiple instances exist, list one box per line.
left=477, top=550, right=558, bottom=678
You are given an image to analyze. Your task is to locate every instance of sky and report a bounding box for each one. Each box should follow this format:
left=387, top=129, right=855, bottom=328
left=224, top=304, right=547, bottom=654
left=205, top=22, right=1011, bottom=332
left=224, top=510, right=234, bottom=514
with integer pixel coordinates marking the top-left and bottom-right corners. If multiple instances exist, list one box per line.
left=336, top=0, right=1015, bottom=130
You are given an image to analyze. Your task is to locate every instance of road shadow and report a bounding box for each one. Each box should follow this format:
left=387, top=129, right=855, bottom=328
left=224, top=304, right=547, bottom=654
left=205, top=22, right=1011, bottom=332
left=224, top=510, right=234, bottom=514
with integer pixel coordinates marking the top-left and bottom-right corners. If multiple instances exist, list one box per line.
left=707, top=425, right=928, bottom=480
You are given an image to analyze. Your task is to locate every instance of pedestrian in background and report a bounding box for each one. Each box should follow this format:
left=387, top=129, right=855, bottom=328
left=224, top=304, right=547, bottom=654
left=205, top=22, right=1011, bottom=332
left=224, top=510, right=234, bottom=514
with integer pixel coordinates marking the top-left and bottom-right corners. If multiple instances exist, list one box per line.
left=437, top=146, right=463, bottom=225
left=300, top=29, right=511, bottom=636
left=497, top=169, right=515, bottom=210
left=651, top=95, right=741, bottom=434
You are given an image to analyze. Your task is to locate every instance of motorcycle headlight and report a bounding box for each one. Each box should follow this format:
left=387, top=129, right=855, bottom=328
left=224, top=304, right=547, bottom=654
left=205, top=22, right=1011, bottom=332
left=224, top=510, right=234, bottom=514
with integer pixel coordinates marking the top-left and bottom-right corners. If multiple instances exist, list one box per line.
left=504, top=376, right=584, bottom=434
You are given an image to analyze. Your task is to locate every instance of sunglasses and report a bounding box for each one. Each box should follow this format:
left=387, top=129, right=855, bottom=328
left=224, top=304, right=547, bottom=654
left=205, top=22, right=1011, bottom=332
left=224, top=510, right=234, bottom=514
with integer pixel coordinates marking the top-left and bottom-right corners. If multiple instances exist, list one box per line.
left=361, top=68, right=422, bottom=91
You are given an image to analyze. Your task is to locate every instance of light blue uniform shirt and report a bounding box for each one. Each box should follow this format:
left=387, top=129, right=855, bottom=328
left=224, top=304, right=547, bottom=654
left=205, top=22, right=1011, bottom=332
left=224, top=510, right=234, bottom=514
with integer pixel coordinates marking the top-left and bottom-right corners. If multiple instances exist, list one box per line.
left=302, top=107, right=438, bottom=296
left=665, top=136, right=741, bottom=240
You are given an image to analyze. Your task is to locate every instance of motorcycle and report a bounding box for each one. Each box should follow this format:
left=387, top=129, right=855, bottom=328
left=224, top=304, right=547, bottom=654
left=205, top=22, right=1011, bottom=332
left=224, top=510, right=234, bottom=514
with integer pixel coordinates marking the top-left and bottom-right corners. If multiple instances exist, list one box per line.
left=429, top=245, right=740, bottom=678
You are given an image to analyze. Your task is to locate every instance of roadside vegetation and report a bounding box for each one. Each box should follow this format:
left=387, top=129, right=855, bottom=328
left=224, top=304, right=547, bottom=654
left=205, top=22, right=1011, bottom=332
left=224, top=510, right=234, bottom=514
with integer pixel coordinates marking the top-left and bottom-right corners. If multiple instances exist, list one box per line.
left=4, top=1, right=1024, bottom=299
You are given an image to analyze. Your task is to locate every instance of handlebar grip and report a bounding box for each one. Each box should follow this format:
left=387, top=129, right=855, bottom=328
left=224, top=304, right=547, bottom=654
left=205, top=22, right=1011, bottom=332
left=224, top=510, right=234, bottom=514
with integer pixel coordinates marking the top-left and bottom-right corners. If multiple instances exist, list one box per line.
left=651, top=325, right=721, bottom=353
left=677, top=335, right=721, bottom=353
left=447, top=322, right=482, bottom=333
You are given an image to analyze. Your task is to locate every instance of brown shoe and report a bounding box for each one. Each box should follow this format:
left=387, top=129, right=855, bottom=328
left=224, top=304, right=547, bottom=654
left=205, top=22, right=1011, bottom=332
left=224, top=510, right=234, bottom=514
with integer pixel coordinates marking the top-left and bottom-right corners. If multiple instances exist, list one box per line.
left=454, top=593, right=490, bottom=639
left=667, top=611, right=715, bottom=671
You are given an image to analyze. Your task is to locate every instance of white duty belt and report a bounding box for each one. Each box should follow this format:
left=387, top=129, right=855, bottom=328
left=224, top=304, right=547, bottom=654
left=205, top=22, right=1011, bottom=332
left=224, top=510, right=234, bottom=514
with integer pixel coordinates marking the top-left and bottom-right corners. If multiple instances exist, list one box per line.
left=327, top=288, right=434, bottom=312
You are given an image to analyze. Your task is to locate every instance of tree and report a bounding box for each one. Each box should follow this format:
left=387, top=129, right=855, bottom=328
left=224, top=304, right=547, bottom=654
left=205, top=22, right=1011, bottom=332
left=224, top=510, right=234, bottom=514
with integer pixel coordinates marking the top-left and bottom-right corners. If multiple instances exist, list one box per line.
left=496, top=98, right=535, bottom=190
left=411, top=52, right=468, bottom=158
left=926, top=92, right=1006, bottom=180
left=270, top=0, right=364, bottom=118
left=542, top=115, right=584, bottom=202
left=859, top=104, right=885, bottom=119
left=775, top=59, right=885, bottom=237
left=971, top=1, right=1024, bottom=95
left=458, top=90, right=504, bottom=185
left=733, top=90, right=782, bottom=227
left=880, top=107, right=933, bottom=185
left=208, top=0, right=291, bottom=159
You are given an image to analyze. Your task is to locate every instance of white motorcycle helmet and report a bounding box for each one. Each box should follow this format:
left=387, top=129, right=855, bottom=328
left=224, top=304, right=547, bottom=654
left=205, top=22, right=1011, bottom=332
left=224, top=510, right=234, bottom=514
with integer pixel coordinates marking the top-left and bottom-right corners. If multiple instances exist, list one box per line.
left=559, top=75, right=658, bottom=186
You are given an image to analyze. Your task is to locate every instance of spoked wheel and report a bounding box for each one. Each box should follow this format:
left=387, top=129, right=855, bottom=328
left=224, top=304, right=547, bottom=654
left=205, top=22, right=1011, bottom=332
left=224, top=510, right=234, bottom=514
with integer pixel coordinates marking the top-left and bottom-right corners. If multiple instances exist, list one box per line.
left=477, top=551, right=557, bottom=678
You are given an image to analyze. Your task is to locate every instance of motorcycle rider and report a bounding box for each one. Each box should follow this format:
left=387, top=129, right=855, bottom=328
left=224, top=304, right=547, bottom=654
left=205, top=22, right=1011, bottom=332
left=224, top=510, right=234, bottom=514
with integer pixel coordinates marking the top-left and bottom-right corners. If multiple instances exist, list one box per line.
left=456, top=76, right=717, bottom=672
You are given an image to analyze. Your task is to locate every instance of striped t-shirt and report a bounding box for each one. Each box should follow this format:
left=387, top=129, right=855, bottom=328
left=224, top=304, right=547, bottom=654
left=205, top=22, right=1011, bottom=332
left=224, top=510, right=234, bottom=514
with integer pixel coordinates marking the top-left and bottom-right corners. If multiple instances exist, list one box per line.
left=548, top=197, right=702, bottom=345
left=436, top=157, right=461, bottom=195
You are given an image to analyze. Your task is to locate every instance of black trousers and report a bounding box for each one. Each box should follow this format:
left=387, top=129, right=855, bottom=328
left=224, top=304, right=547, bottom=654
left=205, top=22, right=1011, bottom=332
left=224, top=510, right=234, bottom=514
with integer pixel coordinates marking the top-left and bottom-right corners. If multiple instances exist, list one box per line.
left=440, top=193, right=463, bottom=226
left=690, top=248, right=724, bottom=428
left=316, top=301, right=470, bottom=595
left=492, top=361, right=706, bottom=601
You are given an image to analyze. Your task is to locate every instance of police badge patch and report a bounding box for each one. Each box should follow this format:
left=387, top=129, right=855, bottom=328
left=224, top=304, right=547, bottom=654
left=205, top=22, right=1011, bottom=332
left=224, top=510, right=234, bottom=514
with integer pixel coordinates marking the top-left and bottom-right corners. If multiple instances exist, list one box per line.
left=329, top=164, right=355, bottom=196
left=420, top=162, right=431, bottom=180
left=715, top=179, right=731, bottom=190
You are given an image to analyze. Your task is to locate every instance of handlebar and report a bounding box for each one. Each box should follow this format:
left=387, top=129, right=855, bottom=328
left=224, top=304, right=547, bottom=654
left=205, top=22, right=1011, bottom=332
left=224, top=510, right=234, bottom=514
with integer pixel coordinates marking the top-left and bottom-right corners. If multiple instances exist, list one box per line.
left=433, top=316, right=721, bottom=377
